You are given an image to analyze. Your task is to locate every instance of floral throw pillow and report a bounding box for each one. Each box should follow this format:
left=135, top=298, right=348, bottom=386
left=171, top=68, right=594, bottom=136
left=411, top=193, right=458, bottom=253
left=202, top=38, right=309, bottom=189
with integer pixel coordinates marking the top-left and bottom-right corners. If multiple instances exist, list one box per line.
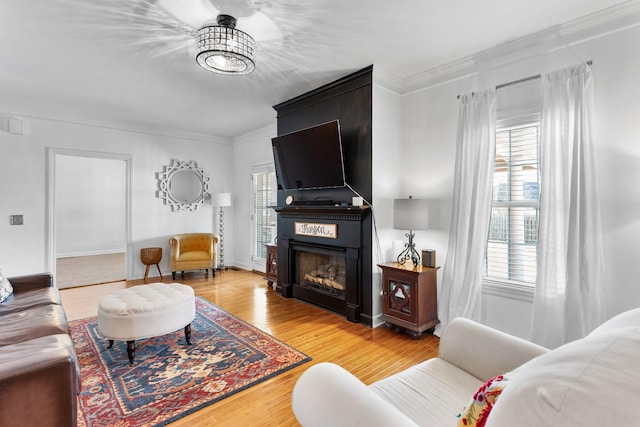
left=0, top=269, right=14, bottom=303
left=457, top=373, right=512, bottom=427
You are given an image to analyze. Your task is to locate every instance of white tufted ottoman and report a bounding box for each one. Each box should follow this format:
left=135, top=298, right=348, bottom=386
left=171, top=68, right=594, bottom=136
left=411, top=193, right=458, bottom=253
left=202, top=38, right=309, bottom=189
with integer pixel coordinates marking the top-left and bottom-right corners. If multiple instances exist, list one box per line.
left=97, top=283, right=195, bottom=365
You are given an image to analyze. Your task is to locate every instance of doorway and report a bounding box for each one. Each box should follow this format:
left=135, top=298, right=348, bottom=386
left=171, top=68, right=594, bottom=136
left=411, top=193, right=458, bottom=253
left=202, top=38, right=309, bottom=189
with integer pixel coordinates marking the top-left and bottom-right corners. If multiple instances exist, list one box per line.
left=47, top=149, right=131, bottom=288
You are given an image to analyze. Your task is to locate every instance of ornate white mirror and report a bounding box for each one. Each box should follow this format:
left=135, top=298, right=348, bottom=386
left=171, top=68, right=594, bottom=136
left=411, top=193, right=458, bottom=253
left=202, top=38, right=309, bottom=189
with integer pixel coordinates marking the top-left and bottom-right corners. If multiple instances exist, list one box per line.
left=156, top=159, right=210, bottom=211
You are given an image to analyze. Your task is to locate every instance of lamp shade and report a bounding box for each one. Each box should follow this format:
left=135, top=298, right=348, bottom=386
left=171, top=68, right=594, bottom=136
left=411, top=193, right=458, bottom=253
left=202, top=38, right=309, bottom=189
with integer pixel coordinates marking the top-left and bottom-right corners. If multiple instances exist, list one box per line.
left=213, top=192, right=232, bottom=207
left=393, top=198, right=429, bottom=231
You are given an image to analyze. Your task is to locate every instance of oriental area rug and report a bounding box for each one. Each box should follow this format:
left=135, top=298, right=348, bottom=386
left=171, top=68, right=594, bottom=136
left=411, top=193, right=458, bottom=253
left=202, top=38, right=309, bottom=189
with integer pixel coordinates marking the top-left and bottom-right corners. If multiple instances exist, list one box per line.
left=70, top=297, right=311, bottom=427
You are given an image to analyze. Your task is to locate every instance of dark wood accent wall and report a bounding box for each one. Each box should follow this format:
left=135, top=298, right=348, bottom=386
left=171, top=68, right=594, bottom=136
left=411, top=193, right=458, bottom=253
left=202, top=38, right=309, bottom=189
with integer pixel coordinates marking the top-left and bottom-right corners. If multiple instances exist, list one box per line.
left=272, top=66, right=374, bottom=326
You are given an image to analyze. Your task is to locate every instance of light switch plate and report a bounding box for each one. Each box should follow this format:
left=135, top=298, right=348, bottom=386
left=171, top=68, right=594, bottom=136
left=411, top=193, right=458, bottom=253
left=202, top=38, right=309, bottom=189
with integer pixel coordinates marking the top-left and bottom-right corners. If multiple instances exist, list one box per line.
left=10, top=215, right=23, bottom=225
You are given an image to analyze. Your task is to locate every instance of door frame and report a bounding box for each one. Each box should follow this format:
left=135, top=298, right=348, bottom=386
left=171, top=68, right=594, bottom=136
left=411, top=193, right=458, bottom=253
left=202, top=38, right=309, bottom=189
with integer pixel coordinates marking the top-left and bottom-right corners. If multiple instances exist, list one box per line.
left=46, top=148, right=132, bottom=282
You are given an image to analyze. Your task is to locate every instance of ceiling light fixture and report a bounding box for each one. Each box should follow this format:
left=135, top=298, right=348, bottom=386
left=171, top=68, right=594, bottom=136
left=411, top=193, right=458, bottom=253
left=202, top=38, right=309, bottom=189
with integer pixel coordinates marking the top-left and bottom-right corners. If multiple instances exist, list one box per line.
left=195, top=14, right=256, bottom=75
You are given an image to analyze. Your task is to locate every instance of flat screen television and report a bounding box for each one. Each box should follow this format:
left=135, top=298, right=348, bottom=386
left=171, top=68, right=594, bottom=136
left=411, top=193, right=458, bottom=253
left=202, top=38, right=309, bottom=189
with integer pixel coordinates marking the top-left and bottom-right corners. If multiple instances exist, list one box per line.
left=272, top=120, right=346, bottom=190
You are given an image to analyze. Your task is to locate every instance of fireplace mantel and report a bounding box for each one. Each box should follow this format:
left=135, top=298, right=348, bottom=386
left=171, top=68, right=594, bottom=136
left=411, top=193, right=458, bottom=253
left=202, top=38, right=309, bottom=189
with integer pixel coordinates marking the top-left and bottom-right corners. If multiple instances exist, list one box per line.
left=275, top=205, right=369, bottom=220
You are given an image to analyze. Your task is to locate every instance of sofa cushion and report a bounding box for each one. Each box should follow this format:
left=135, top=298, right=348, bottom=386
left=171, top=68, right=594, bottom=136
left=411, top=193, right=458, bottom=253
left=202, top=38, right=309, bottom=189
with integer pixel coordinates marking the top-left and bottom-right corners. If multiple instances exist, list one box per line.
left=0, top=270, right=13, bottom=303
left=487, top=318, right=640, bottom=426
left=0, top=286, right=61, bottom=315
left=370, top=357, right=483, bottom=426
left=0, top=304, right=70, bottom=346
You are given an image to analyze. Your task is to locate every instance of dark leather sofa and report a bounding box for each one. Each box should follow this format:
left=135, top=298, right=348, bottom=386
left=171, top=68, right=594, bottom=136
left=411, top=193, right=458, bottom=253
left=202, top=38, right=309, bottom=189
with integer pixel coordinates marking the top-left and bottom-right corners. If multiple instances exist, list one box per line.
left=0, top=273, right=80, bottom=427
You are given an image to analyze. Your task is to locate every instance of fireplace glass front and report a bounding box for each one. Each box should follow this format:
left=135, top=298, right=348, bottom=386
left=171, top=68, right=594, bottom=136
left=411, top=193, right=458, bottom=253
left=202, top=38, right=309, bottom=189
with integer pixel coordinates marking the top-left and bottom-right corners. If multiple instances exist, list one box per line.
left=295, top=251, right=346, bottom=299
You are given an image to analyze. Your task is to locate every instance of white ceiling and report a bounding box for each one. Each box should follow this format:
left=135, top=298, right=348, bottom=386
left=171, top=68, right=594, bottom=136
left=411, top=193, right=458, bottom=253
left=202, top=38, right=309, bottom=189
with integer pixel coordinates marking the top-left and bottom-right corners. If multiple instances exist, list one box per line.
left=0, top=0, right=630, bottom=138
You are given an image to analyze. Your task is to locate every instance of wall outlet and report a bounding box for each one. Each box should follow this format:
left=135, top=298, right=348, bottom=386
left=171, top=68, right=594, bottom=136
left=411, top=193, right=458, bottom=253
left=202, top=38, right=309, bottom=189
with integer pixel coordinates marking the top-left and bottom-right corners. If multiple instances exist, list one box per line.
left=10, top=215, right=23, bottom=225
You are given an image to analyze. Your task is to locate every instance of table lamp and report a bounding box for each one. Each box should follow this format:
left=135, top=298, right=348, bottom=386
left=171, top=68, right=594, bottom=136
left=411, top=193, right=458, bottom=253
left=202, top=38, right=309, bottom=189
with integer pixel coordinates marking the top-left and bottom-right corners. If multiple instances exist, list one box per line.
left=393, top=196, right=429, bottom=267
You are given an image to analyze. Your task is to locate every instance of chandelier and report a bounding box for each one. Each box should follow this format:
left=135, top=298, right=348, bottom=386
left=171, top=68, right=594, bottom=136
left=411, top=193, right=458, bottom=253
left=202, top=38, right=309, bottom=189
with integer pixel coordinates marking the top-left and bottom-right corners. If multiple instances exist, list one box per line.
left=195, top=14, right=256, bottom=75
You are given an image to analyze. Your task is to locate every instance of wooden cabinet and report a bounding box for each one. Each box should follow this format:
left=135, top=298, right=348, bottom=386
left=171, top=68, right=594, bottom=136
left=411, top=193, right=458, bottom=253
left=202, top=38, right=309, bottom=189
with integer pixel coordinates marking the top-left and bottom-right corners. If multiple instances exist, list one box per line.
left=265, top=244, right=277, bottom=289
left=378, top=262, right=439, bottom=338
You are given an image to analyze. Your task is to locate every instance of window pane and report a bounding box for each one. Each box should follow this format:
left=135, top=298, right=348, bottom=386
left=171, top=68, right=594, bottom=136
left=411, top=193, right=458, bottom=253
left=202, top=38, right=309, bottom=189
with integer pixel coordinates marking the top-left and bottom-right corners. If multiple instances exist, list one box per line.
left=486, top=125, right=539, bottom=285
left=253, top=170, right=275, bottom=260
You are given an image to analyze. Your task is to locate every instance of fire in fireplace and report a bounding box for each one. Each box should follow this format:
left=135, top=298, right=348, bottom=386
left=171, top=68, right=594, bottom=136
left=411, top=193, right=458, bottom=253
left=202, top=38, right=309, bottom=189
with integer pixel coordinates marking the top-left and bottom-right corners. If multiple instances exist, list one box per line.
left=297, top=251, right=346, bottom=298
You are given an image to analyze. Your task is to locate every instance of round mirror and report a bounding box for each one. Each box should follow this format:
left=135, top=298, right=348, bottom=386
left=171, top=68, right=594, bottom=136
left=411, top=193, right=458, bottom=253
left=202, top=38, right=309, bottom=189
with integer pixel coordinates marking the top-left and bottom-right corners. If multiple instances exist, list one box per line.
left=156, top=160, right=210, bottom=211
left=169, top=170, right=202, bottom=204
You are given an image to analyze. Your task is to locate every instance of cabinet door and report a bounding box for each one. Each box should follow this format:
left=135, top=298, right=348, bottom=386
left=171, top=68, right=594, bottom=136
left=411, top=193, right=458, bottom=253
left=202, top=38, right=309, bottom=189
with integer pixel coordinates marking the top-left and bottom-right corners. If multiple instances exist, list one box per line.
left=266, top=245, right=278, bottom=281
left=384, top=276, right=416, bottom=323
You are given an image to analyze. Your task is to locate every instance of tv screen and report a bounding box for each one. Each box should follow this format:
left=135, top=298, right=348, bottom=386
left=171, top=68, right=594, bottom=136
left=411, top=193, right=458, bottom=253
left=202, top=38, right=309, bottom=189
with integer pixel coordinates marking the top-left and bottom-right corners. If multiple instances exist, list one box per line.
left=272, top=120, right=346, bottom=190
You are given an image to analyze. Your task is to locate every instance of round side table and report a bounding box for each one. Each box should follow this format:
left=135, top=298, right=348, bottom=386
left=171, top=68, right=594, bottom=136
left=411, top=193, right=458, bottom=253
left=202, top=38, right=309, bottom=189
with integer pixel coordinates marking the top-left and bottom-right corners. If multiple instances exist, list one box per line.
left=140, top=247, right=163, bottom=283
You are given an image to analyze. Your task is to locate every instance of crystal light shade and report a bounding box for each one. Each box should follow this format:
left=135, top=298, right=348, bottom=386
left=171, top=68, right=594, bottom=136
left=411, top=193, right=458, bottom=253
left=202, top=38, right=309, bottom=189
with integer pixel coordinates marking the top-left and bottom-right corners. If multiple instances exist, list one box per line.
left=196, top=15, right=256, bottom=75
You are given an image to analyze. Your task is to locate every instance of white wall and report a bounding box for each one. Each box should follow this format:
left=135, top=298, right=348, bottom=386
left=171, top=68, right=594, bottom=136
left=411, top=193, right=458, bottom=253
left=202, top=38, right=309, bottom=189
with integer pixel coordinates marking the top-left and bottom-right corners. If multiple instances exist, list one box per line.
left=0, top=115, right=233, bottom=280
left=232, top=123, right=278, bottom=272
left=371, top=79, right=403, bottom=326
left=55, top=155, right=126, bottom=256
left=398, top=22, right=640, bottom=338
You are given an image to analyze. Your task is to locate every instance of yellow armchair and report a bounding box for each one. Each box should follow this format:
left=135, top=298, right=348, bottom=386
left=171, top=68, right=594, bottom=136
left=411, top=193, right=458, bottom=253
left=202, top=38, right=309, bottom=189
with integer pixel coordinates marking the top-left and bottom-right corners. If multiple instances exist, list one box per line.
left=169, top=233, right=218, bottom=280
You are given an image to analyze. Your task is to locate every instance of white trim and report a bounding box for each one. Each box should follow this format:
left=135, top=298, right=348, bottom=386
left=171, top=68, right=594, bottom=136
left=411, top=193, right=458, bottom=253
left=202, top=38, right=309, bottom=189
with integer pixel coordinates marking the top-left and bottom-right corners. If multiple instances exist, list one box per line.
left=233, top=122, right=277, bottom=146
left=2, top=110, right=230, bottom=146
left=401, top=1, right=640, bottom=94
left=56, top=249, right=126, bottom=258
left=46, top=148, right=132, bottom=283
left=371, top=312, right=386, bottom=328
left=373, top=67, right=404, bottom=96
left=482, top=278, right=535, bottom=302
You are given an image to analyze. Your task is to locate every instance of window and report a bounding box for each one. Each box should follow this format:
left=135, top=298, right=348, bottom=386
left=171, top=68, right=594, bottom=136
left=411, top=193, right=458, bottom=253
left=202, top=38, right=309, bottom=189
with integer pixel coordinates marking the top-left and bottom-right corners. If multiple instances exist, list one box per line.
left=485, top=124, right=540, bottom=285
left=252, top=166, right=276, bottom=264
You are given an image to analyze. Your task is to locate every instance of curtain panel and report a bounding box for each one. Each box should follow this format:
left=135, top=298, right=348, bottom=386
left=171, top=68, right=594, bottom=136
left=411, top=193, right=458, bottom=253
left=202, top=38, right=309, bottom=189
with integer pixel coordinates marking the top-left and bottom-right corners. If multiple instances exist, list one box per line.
left=436, top=89, right=496, bottom=336
left=531, top=63, right=606, bottom=348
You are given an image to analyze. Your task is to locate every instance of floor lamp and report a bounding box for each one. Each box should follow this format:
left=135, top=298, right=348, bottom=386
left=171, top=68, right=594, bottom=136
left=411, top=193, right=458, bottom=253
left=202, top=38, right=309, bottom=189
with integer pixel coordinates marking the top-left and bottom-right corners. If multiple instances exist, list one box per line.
left=213, top=193, right=231, bottom=270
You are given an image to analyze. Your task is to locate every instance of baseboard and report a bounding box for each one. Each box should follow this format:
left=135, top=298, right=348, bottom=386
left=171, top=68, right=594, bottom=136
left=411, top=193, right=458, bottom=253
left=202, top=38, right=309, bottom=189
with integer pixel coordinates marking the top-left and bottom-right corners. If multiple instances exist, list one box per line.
left=57, top=249, right=126, bottom=259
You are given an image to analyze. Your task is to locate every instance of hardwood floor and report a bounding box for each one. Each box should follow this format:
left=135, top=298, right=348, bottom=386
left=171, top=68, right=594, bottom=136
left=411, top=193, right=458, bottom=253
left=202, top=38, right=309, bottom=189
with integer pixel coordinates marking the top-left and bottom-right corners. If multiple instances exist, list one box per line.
left=60, top=269, right=440, bottom=426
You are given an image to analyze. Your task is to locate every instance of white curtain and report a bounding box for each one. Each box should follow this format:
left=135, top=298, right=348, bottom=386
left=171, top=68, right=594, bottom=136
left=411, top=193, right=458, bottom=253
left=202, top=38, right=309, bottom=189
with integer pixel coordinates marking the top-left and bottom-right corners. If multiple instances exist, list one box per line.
left=436, top=89, right=496, bottom=336
left=531, top=63, right=606, bottom=348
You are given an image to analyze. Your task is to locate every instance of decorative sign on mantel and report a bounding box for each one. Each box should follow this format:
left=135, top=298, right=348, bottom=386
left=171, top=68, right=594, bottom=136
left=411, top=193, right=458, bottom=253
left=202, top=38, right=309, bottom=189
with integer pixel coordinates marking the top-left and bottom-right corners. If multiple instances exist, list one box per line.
left=295, top=222, right=337, bottom=239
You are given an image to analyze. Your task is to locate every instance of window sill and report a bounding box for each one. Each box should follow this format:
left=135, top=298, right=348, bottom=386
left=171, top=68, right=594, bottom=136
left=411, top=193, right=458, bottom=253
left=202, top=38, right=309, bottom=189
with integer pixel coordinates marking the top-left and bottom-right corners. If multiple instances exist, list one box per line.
left=482, top=278, right=535, bottom=302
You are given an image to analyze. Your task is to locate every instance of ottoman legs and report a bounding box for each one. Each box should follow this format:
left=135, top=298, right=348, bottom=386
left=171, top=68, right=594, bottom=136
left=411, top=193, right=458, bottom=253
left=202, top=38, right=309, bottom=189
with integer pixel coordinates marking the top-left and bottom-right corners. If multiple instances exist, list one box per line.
left=184, top=323, right=192, bottom=345
left=106, top=326, right=192, bottom=365
left=127, top=341, right=136, bottom=366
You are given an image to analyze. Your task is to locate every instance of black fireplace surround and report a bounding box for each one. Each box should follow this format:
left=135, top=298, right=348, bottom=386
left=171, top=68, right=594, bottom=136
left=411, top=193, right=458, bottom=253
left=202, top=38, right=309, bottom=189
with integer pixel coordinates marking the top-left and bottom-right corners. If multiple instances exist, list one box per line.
left=275, top=206, right=368, bottom=323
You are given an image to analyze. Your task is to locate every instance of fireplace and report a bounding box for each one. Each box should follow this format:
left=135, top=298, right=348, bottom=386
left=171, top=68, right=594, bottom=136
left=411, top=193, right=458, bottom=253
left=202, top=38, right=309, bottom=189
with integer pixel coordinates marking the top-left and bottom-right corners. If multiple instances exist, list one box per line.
left=275, top=206, right=368, bottom=323
left=296, top=248, right=346, bottom=298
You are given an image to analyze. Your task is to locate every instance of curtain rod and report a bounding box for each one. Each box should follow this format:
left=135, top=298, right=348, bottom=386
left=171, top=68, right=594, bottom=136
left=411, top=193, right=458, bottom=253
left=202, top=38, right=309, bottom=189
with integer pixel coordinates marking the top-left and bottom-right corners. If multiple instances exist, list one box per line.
left=456, top=60, right=593, bottom=98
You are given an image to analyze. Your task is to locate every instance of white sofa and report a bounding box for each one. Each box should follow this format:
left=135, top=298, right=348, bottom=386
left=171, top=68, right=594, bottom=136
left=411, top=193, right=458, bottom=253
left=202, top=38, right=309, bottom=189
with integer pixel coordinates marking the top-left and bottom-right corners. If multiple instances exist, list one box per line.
left=292, top=308, right=640, bottom=426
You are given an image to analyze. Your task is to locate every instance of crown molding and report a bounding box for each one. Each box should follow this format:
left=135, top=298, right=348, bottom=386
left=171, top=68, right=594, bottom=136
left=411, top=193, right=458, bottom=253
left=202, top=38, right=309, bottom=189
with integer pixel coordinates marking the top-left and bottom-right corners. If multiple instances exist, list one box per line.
left=400, top=0, right=640, bottom=95
left=372, top=67, right=404, bottom=96
left=0, top=107, right=231, bottom=145
left=233, top=121, right=277, bottom=146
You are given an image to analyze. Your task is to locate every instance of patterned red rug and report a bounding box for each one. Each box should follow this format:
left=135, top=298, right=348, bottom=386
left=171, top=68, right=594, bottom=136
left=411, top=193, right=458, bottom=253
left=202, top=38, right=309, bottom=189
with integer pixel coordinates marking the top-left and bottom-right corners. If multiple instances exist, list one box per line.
left=71, top=297, right=310, bottom=427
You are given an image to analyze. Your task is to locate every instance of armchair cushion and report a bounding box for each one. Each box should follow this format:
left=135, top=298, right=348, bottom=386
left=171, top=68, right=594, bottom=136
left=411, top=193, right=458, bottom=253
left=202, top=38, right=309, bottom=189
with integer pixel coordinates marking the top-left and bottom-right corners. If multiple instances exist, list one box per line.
left=370, top=358, right=482, bottom=425
left=178, top=250, right=211, bottom=262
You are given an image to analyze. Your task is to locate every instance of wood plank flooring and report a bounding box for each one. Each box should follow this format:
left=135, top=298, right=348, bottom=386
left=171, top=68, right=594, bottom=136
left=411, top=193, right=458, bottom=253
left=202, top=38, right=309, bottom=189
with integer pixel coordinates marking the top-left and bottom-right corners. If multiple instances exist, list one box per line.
left=60, top=269, right=440, bottom=426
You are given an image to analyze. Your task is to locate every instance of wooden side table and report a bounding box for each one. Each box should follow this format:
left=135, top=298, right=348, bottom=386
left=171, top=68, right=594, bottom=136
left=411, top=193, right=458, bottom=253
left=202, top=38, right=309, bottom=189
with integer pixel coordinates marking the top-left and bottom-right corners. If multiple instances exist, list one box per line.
left=265, top=244, right=277, bottom=289
left=378, top=262, right=439, bottom=338
left=141, top=247, right=163, bottom=283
